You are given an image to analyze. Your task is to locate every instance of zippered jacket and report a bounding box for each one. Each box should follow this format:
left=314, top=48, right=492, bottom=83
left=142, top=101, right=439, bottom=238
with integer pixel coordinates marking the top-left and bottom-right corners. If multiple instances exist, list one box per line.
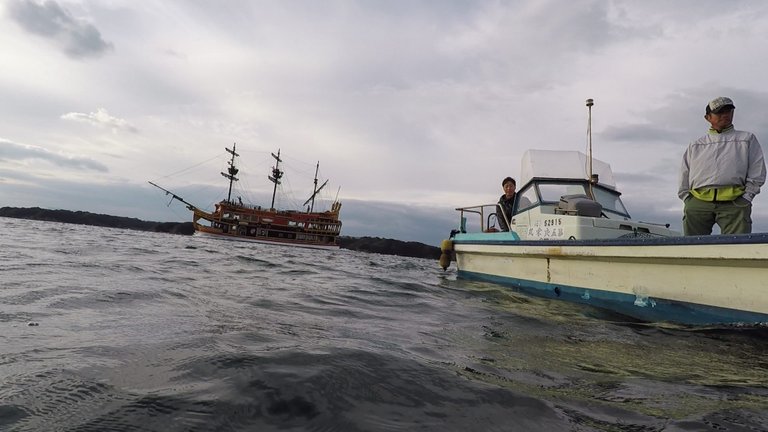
left=678, top=128, right=766, bottom=201
left=497, top=194, right=515, bottom=231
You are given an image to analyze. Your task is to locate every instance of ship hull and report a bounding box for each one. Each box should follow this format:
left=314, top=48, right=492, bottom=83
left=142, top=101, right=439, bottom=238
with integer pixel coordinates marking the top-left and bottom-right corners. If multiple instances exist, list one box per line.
left=192, top=201, right=342, bottom=250
left=195, top=227, right=340, bottom=250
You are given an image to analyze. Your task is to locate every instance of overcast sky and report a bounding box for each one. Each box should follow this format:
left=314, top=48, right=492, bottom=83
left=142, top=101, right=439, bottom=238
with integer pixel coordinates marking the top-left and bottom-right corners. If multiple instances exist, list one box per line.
left=2, top=0, right=768, bottom=246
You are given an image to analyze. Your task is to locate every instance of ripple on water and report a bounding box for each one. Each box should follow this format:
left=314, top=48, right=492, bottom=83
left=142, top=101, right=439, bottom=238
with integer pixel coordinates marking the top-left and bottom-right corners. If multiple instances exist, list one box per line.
left=3, top=221, right=768, bottom=431
left=122, top=347, right=578, bottom=431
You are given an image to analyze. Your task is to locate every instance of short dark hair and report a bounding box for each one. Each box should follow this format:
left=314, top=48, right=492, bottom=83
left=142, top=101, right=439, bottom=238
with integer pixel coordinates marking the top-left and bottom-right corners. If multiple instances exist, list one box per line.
left=502, top=177, right=515, bottom=187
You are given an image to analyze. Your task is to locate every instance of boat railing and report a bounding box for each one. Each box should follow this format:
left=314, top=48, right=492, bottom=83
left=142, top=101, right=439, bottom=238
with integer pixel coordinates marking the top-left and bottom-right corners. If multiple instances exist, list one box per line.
left=455, top=203, right=502, bottom=233
left=637, top=220, right=673, bottom=228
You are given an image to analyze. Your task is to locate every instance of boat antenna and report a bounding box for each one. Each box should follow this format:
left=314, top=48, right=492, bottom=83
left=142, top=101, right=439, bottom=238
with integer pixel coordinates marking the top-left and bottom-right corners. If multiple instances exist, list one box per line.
left=302, top=161, right=328, bottom=213
left=585, top=98, right=598, bottom=196
left=221, top=143, right=239, bottom=204
left=268, top=149, right=283, bottom=210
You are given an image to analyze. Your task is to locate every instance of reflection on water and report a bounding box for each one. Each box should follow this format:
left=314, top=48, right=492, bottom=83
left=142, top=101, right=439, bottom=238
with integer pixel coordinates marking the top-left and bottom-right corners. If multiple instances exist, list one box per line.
left=446, top=282, right=768, bottom=422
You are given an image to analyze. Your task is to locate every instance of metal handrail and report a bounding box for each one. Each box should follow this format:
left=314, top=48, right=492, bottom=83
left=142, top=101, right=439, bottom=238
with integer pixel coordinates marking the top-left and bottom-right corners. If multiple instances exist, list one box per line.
left=455, top=203, right=501, bottom=232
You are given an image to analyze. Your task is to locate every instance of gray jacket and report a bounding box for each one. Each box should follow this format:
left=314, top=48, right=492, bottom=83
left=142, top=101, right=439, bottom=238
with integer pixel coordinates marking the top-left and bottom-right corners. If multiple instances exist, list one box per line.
left=678, top=128, right=766, bottom=201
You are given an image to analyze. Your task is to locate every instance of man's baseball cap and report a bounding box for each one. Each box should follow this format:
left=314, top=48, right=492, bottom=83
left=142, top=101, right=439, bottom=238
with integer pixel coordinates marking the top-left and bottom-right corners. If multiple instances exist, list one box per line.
left=706, top=97, right=735, bottom=114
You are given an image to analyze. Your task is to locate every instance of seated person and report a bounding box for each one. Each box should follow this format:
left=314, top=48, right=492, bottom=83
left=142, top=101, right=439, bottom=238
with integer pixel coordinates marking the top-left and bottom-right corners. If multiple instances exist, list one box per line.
left=497, top=176, right=516, bottom=231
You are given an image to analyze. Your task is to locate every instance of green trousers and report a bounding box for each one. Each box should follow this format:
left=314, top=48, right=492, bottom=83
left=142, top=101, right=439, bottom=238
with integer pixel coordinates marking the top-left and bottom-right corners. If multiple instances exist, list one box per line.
left=683, top=196, right=752, bottom=236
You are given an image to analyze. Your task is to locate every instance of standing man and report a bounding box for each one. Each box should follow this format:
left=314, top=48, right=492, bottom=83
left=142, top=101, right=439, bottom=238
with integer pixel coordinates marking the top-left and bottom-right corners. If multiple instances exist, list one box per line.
left=678, top=97, right=766, bottom=235
left=497, top=177, right=516, bottom=231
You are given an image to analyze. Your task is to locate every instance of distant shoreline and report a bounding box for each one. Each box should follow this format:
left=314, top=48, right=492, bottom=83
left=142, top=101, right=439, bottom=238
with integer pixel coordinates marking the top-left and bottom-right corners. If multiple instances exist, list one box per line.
left=0, top=207, right=440, bottom=260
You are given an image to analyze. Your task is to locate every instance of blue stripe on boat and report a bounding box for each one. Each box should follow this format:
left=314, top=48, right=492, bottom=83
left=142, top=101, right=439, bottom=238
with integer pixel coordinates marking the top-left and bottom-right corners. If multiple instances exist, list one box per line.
left=458, top=270, right=768, bottom=326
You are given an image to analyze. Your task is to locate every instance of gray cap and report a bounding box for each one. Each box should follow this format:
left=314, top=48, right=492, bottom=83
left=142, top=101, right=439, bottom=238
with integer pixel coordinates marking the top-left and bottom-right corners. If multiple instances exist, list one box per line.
left=706, top=97, right=735, bottom=114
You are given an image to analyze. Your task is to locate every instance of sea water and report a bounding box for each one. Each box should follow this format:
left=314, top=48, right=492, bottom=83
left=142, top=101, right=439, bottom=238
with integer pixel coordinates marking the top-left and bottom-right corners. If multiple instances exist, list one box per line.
left=1, top=216, right=767, bottom=431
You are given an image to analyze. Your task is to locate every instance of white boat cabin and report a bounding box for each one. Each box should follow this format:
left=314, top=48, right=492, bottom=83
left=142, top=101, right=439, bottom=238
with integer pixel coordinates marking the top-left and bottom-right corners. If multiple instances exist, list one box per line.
left=458, top=150, right=679, bottom=240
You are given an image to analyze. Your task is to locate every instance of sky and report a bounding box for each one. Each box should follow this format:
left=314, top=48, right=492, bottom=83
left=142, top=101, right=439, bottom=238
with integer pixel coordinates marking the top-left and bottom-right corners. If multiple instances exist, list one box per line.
left=2, top=0, right=768, bottom=246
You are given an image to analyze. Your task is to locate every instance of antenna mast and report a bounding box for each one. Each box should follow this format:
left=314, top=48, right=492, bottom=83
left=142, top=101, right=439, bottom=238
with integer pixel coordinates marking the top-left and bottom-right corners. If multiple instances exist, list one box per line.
left=221, top=143, right=239, bottom=204
left=585, top=98, right=599, bottom=197
left=586, top=99, right=594, bottom=182
left=268, top=149, right=283, bottom=210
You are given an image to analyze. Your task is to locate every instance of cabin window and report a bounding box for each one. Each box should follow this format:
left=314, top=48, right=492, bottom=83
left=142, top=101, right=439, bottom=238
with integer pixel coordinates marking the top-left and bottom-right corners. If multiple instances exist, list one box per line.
left=514, top=186, right=540, bottom=214
left=538, top=183, right=587, bottom=203
left=592, top=187, right=630, bottom=217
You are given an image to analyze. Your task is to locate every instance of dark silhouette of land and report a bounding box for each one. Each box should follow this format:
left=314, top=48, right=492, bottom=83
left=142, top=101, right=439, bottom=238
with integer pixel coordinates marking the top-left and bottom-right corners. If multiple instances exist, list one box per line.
left=0, top=207, right=440, bottom=260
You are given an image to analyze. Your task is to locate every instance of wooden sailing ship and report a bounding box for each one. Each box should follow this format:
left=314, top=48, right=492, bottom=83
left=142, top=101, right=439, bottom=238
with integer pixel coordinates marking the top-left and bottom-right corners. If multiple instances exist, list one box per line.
left=150, top=144, right=342, bottom=249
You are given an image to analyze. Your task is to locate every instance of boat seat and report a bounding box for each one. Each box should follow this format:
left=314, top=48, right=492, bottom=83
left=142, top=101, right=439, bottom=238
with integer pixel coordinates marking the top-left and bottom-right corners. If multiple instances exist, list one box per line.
left=555, top=194, right=603, bottom=217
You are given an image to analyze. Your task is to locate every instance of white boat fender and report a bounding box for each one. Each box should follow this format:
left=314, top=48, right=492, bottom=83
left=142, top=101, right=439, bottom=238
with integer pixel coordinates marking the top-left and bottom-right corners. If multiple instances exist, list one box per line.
left=439, top=239, right=453, bottom=270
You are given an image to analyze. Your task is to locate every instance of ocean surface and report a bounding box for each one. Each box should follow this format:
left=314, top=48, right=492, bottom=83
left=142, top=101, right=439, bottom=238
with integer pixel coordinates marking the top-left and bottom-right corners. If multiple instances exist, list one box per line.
left=2, top=217, right=767, bottom=432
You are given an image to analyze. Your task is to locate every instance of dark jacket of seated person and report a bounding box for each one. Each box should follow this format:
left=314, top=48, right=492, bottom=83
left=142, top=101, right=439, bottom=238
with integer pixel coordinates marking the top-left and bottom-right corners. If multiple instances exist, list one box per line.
left=497, top=176, right=517, bottom=231
left=497, top=194, right=516, bottom=231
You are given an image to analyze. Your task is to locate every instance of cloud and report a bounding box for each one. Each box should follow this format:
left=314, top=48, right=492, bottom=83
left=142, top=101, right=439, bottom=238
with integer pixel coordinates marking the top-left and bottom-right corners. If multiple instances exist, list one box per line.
left=601, top=123, right=681, bottom=143
left=7, top=0, right=114, bottom=59
left=61, top=108, right=138, bottom=133
left=0, top=138, right=108, bottom=172
left=3, top=2, right=768, bottom=242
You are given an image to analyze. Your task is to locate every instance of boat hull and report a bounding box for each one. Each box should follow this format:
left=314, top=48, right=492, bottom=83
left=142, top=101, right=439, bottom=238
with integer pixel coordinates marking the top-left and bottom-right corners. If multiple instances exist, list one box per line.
left=452, top=233, right=768, bottom=325
left=195, top=230, right=340, bottom=250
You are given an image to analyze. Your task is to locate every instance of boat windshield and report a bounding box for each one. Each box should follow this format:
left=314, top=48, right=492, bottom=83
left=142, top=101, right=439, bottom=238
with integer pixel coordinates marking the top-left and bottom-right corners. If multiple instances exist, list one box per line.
left=538, top=183, right=589, bottom=203
left=533, top=181, right=630, bottom=217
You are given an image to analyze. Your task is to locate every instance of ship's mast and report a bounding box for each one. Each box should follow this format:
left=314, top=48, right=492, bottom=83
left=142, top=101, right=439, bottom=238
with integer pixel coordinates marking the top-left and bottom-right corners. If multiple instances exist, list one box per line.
left=310, top=162, right=319, bottom=213
left=221, top=143, right=239, bottom=204
left=303, top=161, right=328, bottom=213
left=268, top=149, right=283, bottom=210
